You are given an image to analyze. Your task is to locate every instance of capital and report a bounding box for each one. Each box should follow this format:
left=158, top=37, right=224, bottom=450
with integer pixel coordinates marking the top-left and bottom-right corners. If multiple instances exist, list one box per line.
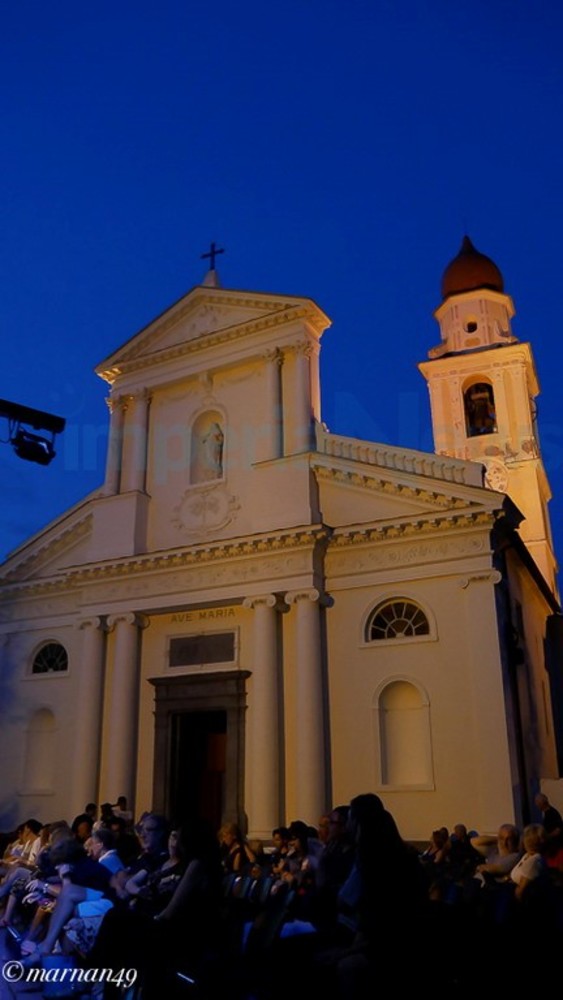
left=285, top=588, right=321, bottom=606
left=293, top=340, right=314, bottom=359
left=106, top=395, right=126, bottom=414
left=106, top=612, right=150, bottom=631
left=243, top=594, right=277, bottom=611
left=263, top=348, right=283, bottom=366
left=76, top=616, right=105, bottom=632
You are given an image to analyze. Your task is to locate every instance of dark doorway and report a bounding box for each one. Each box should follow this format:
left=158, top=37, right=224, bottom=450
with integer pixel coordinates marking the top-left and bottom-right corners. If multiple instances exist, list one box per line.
left=169, top=710, right=226, bottom=830
left=151, top=670, right=250, bottom=831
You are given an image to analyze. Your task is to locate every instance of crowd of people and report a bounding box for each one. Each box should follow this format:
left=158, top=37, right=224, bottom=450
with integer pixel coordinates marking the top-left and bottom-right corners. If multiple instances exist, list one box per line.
left=1, top=792, right=562, bottom=997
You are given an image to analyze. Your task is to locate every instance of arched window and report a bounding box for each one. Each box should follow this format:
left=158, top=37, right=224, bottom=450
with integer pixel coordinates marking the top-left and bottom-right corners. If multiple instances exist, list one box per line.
left=23, top=708, right=56, bottom=792
left=366, top=599, right=429, bottom=642
left=463, top=380, right=497, bottom=437
left=376, top=681, right=433, bottom=787
left=31, top=642, right=68, bottom=675
left=190, top=410, right=225, bottom=484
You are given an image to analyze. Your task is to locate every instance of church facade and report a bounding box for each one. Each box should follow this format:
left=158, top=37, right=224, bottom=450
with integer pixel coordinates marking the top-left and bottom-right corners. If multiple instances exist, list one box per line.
left=1, top=238, right=561, bottom=840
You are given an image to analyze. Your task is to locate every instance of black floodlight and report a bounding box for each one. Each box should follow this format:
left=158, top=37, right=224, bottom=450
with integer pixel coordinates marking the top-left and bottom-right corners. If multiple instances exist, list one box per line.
left=11, top=428, right=56, bottom=465
left=0, top=398, right=66, bottom=466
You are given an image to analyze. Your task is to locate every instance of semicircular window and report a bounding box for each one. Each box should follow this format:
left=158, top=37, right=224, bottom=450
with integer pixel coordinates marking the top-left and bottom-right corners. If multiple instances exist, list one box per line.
left=32, top=642, right=68, bottom=674
left=366, top=600, right=429, bottom=641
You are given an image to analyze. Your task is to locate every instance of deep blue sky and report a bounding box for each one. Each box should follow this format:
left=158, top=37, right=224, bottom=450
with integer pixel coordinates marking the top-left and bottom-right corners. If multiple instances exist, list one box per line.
left=1, top=0, right=562, bottom=579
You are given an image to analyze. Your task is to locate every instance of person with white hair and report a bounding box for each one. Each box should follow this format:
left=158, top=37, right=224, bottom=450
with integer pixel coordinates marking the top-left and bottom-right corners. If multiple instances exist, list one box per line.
left=471, top=824, right=521, bottom=881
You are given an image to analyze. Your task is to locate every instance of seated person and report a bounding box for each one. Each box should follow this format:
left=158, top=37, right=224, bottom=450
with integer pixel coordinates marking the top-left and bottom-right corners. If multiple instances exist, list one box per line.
left=443, top=824, right=482, bottom=880
left=0, top=821, right=43, bottom=900
left=510, top=824, right=547, bottom=901
left=86, top=827, right=125, bottom=876
left=74, top=814, right=95, bottom=843
left=269, top=827, right=290, bottom=875
left=313, top=806, right=355, bottom=928
left=0, top=825, right=26, bottom=868
left=90, top=820, right=223, bottom=999
left=471, top=824, right=521, bottom=882
left=218, top=823, right=256, bottom=874
left=19, top=836, right=114, bottom=959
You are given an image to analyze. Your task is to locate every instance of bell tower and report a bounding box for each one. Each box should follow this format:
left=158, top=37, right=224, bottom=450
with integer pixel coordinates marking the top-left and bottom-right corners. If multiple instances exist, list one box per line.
left=419, top=235, right=557, bottom=594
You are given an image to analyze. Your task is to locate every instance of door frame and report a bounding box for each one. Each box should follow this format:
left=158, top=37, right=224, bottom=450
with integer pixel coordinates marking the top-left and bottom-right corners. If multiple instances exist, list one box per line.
left=150, top=670, right=250, bottom=829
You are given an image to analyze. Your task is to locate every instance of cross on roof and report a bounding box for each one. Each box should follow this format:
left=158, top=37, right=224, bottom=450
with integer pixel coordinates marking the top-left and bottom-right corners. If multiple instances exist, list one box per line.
left=201, top=241, right=225, bottom=271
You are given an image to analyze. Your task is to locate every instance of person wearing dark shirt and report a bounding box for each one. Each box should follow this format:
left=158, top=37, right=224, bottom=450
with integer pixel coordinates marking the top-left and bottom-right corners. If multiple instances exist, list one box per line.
left=535, top=793, right=563, bottom=839
left=535, top=793, right=563, bottom=861
left=20, top=838, right=113, bottom=960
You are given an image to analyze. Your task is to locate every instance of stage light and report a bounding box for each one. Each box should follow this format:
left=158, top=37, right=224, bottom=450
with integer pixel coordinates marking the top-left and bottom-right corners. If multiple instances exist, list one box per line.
left=11, top=428, right=56, bottom=465
left=0, top=398, right=65, bottom=465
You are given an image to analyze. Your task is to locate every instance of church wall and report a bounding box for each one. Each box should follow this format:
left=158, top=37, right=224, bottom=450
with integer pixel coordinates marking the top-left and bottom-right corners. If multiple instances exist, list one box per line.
left=0, top=619, right=86, bottom=828
left=144, top=361, right=315, bottom=553
left=505, top=464, right=556, bottom=590
left=504, top=548, right=559, bottom=783
left=324, top=533, right=515, bottom=840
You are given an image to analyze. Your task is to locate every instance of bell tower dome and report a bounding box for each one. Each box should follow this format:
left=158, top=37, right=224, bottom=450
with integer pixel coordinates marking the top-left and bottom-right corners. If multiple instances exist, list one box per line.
left=419, top=236, right=557, bottom=594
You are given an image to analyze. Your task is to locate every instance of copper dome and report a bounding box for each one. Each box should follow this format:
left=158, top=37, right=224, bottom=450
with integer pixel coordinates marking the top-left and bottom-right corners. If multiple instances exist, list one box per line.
left=441, top=235, right=504, bottom=300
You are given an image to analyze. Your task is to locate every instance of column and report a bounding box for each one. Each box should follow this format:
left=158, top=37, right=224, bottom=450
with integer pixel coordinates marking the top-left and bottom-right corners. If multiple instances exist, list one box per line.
left=261, top=350, right=283, bottom=461
left=104, top=396, right=125, bottom=495
left=309, top=342, right=321, bottom=422
left=103, top=612, right=148, bottom=806
left=121, top=390, right=151, bottom=493
left=282, top=342, right=313, bottom=455
left=69, top=618, right=106, bottom=816
left=243, top=594, right=279, bottom=839
left=285, top=589, right=326, bottom=822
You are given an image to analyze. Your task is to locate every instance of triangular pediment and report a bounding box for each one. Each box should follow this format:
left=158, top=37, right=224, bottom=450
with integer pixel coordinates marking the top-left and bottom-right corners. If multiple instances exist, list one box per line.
left=0, top=493, right=97, bottom=585
left=96, top=285, right=330, bottom=382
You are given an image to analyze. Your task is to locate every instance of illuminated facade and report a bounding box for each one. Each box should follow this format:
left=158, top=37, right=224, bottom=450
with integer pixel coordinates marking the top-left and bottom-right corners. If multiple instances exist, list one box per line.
left=0, top=243, right=561, bottom=840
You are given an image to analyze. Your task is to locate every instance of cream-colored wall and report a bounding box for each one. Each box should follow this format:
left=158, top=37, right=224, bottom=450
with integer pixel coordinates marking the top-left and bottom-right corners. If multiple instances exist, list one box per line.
left=319, top=478, right=432, bottom=526
left=0, top=623, right=87, bottom=827
left=505, top=548, right=559, bottom=780
left=324, top=533, right=515, bottom=841
left=144, top=362, right=316, bottom=551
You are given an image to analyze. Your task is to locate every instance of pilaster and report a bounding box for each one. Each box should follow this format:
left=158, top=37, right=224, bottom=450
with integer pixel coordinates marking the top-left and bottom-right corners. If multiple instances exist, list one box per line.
left=69, top=617, right=106, bottom=815
left=285, top=588, right=327, bottom=822
left=101, top=612, right=149, bottom=806
left=243, top=594, right=280, bottom=839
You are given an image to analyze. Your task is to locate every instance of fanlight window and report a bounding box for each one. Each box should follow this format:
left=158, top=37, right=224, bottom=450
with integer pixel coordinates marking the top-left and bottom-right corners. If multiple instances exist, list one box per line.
left=32, top=643, right=68, bottom=674
left=366, top=600, right=429, bottom=641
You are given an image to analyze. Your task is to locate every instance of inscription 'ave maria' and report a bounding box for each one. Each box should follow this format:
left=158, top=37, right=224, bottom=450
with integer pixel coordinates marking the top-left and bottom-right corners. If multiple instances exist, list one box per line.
left=170, top=608, right=236, bottom=623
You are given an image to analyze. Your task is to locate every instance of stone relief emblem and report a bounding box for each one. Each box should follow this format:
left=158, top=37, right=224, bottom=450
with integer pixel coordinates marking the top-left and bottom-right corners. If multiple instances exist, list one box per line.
left=483, top=459, right=509, bottom=493
left=172, top=486, right=240, bottom=537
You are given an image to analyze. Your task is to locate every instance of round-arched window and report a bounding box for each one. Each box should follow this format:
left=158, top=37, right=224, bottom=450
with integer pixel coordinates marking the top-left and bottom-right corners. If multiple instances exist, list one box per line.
left=366, top=600, right=429, bottom=641
left=463, top=380, right=497, bottom=437
left=32, top=643, right=68, bottom=674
